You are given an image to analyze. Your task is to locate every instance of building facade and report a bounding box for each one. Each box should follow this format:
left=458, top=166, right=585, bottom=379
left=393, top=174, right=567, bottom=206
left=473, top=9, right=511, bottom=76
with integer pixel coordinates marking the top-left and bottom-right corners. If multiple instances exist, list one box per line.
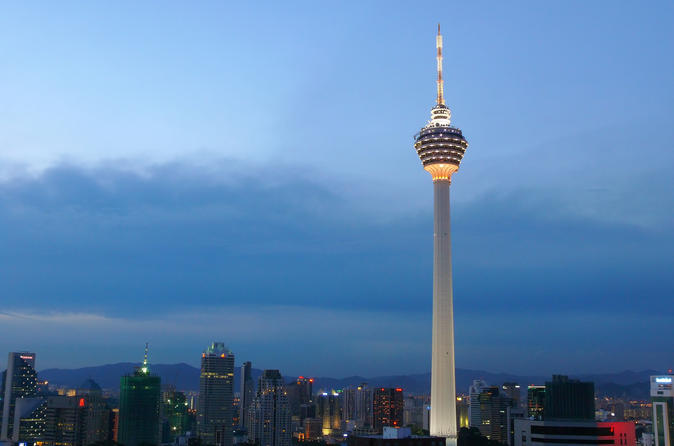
left=651, top=375, right=673, bottom=446
left=247, top=370, right=290, bottom=446
left=1, top=351, right=38, bottom=441
left=544, top=375, right=594, bottom=421
left=239, top=361, right=254, bottom=430
left=513, top=419, right=635, bottom=446
left=373, top=388, right=404, bottom=433
left=198, top=342, right=235, bottom=446
left=527, top=386, right=545, bottom=421
left=316, top=391, right=341, bottom=435
left=118, top=350, right=161, bottom=446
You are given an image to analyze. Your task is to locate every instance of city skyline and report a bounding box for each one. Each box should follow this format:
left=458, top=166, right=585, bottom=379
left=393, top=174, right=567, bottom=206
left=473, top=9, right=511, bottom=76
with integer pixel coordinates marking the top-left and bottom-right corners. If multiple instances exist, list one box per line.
left=1, top=1, right=673, bottom=377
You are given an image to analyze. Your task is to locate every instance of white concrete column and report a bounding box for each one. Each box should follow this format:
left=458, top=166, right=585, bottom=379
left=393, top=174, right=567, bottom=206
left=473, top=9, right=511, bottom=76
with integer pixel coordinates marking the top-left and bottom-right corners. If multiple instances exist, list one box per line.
left=430, top=179, right=457, bottom=446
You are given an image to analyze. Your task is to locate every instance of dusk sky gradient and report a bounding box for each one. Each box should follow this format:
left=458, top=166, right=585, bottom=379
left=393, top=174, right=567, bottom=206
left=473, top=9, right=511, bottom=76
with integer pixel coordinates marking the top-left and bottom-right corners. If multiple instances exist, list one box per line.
left=1, top=1, right=673, bottom=377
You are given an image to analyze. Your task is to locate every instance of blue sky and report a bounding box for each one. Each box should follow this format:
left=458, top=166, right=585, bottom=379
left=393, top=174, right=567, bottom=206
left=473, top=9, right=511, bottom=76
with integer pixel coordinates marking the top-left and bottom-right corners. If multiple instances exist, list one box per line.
left=0, top=1, right=672, bottom=377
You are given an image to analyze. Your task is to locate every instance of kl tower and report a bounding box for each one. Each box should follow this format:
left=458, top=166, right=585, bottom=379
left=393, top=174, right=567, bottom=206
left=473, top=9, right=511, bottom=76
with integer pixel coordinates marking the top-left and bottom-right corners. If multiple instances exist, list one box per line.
left=414, top=25, right=468, bottom=445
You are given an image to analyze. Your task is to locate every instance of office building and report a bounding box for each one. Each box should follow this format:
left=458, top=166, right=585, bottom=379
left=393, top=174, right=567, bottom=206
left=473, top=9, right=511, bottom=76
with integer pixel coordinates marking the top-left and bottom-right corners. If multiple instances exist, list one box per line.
left=42, top=395, right=86, bottom=446
left=1, top=351, right=38, bottom=441
left=513, top=419, right=635, bottom=446
left=198, top=342, right=235, bottom=446
left=373, top=388, right=404, bottom=433
left=502, top=383, right=521, bottom=408
left=468, top=380, right=489, bottom=428
left=348, top=426, right=445, bottom=446
left=472, top=386, right=513, bottom=443
left=544, top=375, right=594, bottom=421
left=651, top=375, right=673, bottom=446
left=78, top=379, right=111, bottom=445
left=11, top=397, right=46, bottom=443
left=239, top=362, right=254, bottom=430
left=413, top=25, right=469, bottom=445
left=527, top=386, right=545, bottom=421
left=303, top=418, right=323, bottom=441
left=456, top=396, right=469, bottom=429
left=286, top=376, right=313, bottom=417
left=343, top=384, right=373, bottom=430
left=118, top=346, right=161, bottom=446
left=316, top=391, right=341, bottom=435
left=162, top=388, right=190, bottom=443
left=247, top=370, right=290, bottom=446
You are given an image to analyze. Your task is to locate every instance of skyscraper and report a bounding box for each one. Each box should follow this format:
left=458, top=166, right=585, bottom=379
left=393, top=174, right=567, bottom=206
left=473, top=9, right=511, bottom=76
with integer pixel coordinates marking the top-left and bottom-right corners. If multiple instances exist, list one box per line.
left=78, top=379, right=111, bottom=445
left=118, top=345, right=161, bottom=446
left=413, top=25, right=469, bottom=444
left=468, top=380, right=489, bottom=428
left=316, top=391, right=341, bottom=435
left=247, top=370, right=290, bottom=446
left=527, top=386, right=545, bottom=421
left=473, top=386, right=513, bottom=443
left=286, top=376, right=313, bottom=417
left=373, top=388, right=404, bottom=433
left=343, top=384, right=373, bottom=430
left=543, top=375, right=594, bottom=421
left=1, top=351, right=38, bottom=441
left=651, top=375, right=673, bottom=446
left=239, top=361, right=254, bottom=430
left=198, top=342, right=235, bottom=446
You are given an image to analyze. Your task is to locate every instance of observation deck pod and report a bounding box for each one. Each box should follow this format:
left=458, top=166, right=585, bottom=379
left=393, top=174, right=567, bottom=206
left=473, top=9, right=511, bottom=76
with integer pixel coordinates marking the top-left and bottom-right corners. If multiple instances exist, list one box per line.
left=414, top=123, right=468, bottom=169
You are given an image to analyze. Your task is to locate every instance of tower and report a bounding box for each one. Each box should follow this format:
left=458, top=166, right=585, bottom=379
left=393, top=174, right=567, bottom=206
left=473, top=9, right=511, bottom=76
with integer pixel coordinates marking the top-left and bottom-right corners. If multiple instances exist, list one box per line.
left=198, top=342, right=235, bottom=446
left=413, top=25, right=469, bottom=444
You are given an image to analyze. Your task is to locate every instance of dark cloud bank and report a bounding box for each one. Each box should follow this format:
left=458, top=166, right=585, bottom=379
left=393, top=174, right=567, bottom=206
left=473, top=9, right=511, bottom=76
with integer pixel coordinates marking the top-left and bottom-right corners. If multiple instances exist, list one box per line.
left=0, top=160, right=672, bottom=373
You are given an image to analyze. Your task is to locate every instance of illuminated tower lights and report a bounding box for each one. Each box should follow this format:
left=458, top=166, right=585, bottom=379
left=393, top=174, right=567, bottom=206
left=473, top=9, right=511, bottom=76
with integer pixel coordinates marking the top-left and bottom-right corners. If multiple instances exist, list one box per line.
left=413, top=24, right=469, bottom=445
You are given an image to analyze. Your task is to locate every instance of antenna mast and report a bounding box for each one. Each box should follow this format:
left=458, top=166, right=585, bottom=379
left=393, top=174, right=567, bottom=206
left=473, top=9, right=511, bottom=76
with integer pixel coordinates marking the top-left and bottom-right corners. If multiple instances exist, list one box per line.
left=436, top=24, right=445, bottom=106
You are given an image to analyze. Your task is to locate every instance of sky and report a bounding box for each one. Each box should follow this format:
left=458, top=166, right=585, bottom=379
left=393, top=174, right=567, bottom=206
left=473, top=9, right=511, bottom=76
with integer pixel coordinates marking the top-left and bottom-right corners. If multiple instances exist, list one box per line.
left=1, top=1, right=673, bottom=378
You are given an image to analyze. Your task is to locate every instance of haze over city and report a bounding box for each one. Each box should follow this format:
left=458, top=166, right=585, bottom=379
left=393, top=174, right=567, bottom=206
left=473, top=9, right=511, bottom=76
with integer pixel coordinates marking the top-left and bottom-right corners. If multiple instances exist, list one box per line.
left=1, top=1, right=673, bottom=377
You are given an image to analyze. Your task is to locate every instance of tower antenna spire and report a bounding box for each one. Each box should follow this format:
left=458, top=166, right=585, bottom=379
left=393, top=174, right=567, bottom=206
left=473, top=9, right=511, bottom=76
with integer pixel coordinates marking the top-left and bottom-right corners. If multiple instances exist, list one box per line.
left=141, top=342, right=149, bottom=374
left=436, top=23, right=445, bottom=106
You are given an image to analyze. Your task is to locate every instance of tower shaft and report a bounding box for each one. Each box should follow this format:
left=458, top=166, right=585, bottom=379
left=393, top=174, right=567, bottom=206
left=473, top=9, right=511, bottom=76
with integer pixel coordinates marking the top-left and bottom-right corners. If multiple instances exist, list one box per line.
left=430, top=179, right=457, bottom=444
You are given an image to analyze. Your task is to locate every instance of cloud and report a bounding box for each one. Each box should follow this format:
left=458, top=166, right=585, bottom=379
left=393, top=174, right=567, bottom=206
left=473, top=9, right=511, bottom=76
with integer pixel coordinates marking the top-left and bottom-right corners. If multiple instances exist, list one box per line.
left=0, top=159, right=672, bottom=374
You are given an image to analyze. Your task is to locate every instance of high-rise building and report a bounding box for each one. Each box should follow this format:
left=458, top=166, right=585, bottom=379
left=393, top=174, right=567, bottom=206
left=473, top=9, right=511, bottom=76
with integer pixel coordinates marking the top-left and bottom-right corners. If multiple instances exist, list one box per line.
left=527, top=386, right=545, bottom=421
left=303, top=418, right=323, bottom=441
left=373, top=388, right=404, bottom=433
left=247, top=370, right=290, bottom=446
left=118, top=345, right=161, bottom=446
left=343, top=384, right=373, bottom=430
left=11, top=397, right=46, bottom=443
left=286, top=376, right=313, bottom=417
left=198, top=342, right=235, bottom=446
left=472, top=386, right=513, bottom=443
left=651, top=375, right=673, bottom=446
left=502, top=383, right=521, bottom=408
left=239, top=361, right=254, bottom=430
left=42, top=395, right=86, bottom=446
left=316, top=391, right=341, bottom=435
left=1, top=351, right=38, bottom=441
left=162, top=388, right=190, bottom=443
left=78, top=379, right=111, bottom=446
left=414, top=26, right=469, bottom=445
left=544, top=375, right=594, bottom=421
left=468, top=380, right=489, bottom=428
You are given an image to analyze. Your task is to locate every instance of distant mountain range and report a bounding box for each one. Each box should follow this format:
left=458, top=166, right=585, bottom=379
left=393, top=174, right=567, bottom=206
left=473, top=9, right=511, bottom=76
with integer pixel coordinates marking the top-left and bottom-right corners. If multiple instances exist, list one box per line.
left=39, top=363, right=658, bottom=399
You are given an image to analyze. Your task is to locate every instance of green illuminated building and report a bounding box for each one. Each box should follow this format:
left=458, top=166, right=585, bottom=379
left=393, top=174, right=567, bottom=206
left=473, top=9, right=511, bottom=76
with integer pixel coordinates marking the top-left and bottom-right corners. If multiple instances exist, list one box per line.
left=118, top=345, right=161, bottom=446
left=162, top=388, right=190, bottom=443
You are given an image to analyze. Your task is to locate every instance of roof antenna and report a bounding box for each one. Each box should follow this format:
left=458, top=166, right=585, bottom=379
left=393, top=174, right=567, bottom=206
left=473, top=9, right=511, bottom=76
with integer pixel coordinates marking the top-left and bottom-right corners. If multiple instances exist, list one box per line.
left=436, top=23, right=445, bottom=106
left=142, top=342, right=149, bottom=374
